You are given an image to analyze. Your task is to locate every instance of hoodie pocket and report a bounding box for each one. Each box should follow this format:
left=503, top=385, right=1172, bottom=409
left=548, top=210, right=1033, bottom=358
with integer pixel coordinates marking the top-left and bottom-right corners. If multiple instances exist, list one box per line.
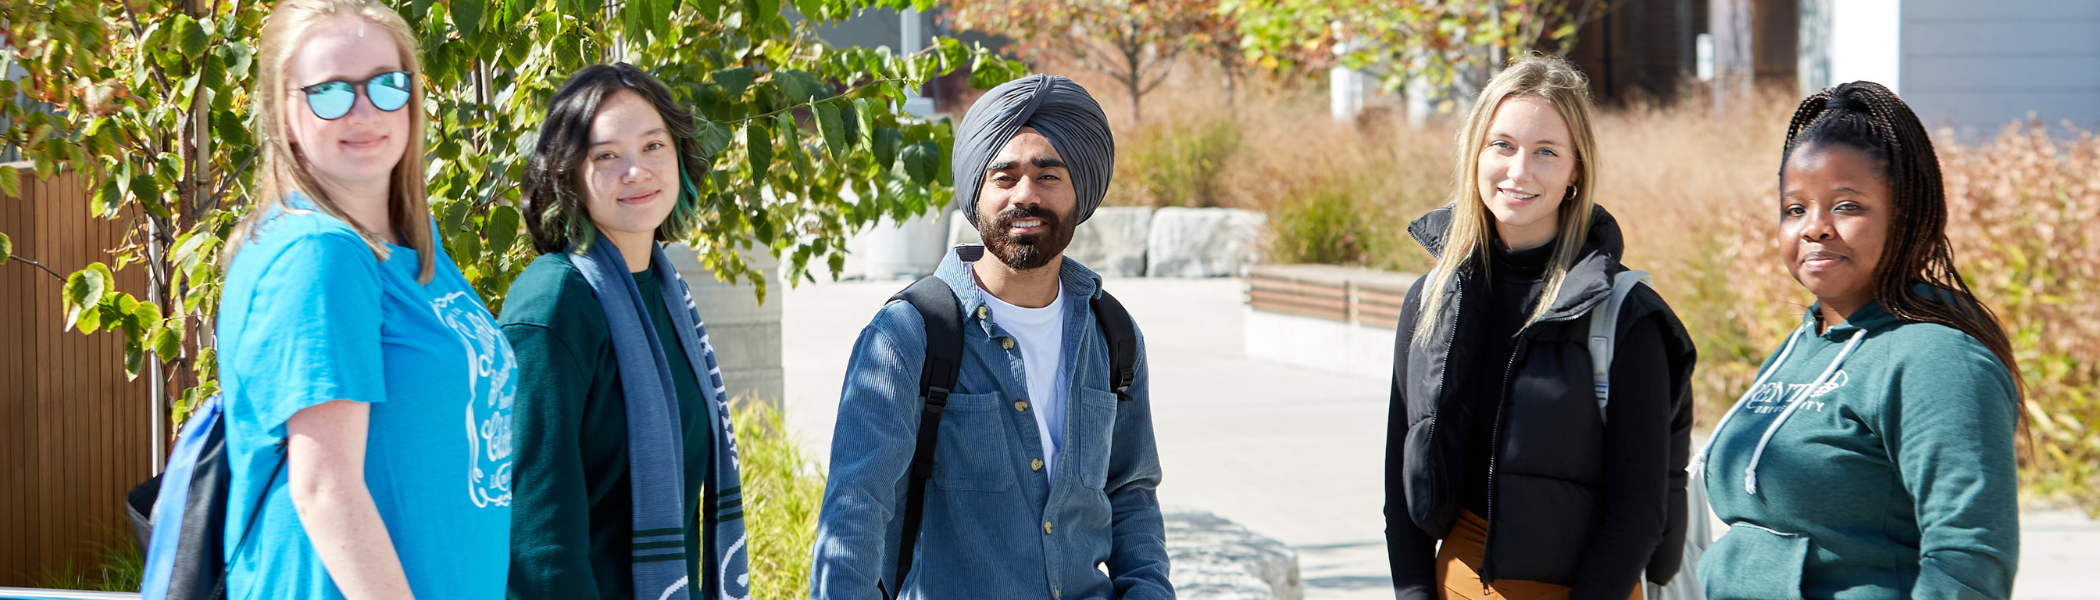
left=1699, top=523, right=1810, bottom=600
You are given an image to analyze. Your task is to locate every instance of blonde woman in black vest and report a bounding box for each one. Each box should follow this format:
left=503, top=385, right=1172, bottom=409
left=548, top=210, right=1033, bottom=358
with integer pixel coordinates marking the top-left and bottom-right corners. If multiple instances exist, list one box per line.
left=1384, top=55, right=1699, bottom=600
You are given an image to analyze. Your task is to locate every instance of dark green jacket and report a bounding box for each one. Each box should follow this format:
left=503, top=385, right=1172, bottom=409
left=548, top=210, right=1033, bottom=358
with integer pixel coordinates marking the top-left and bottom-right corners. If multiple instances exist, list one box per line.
left=500, top=251, right=712, bottom=600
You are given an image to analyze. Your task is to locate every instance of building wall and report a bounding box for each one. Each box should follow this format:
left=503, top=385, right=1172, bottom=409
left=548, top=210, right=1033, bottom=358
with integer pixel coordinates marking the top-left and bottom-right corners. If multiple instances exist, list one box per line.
left=1899, top=0, right=2100, bottom=137
left=1567, top=0, right=1699, bottom=105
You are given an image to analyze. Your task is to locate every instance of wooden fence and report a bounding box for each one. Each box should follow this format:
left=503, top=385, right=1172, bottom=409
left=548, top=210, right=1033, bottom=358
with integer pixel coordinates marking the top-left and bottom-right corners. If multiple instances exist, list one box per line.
left=0, top=164, right=153, bottom=587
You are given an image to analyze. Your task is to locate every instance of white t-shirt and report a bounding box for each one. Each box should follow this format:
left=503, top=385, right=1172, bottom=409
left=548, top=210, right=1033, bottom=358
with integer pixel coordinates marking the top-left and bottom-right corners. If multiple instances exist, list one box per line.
left=975, top=276, right=1069, bottom=487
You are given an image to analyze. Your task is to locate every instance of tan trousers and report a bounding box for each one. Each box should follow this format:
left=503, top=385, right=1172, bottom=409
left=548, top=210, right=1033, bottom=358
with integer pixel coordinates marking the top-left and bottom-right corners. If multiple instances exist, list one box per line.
left=1435, top=509, right=1645, bottom=600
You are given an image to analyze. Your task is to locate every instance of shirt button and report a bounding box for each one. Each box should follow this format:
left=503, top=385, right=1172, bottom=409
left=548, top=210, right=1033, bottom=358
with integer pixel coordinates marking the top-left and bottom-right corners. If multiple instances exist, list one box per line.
left=976, top=305, right=988, bottom=319
left=1014, top=400, right=1029, bottom=412
left=1031, top=458, right=1045, bottom=471
left=1043, top=521, right=1053, bottom=535
left=1000, top=337, right=1015, bottom=350
left=1053, top=587, right=1061, bottom=598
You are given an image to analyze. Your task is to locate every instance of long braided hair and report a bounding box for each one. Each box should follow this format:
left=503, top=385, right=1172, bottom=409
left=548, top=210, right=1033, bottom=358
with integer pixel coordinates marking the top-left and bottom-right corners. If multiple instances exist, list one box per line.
left=1780, top=81, right=2029, bottom=437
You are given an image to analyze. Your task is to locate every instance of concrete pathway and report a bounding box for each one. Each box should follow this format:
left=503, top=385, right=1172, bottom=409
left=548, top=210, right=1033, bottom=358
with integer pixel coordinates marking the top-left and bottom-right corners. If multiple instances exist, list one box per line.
left=780, top=277, right=2098, bottom=600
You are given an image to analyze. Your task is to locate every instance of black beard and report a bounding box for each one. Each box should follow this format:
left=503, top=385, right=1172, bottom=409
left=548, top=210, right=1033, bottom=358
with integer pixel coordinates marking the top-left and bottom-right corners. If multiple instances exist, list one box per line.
left=977, top=205, right=1074, bottom=271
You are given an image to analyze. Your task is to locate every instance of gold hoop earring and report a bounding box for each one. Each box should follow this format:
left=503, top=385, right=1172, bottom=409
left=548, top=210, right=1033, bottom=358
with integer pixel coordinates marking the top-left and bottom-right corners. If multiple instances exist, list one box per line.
left=1566, top=185, right=1578, bottom=201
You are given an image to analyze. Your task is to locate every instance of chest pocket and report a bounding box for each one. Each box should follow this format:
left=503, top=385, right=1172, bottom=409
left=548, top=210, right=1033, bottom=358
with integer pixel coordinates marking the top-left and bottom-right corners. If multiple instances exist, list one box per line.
left=1072, top=388, right=1120, bottom=490
left=932, top=391, right=1017, bottom=492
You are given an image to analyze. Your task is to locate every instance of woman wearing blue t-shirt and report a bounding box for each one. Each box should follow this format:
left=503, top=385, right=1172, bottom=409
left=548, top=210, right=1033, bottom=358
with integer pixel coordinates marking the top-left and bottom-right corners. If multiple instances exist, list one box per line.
left=215, top=0, right=516, bottom=598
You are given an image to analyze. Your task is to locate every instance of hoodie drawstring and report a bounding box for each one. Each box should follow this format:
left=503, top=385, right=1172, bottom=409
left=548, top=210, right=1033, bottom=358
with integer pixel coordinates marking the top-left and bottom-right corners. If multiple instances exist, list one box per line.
left=1741, top=329, right=1868, bottom=494
left=1693, top=327, right=1806, bottom=475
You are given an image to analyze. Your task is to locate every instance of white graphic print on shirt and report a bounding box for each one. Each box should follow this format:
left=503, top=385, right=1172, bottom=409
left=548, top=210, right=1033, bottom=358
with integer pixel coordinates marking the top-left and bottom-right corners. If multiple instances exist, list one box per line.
left=1742, top=370, right=1849, bottom=414
left=434, top=291, right=519, bottom=508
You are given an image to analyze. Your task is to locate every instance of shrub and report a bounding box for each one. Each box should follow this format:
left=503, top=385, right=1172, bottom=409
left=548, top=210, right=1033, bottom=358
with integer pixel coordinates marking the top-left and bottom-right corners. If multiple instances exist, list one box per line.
left=1271, top=180, right=1394, bottom=267
left=733, top=397, right=827, bottom=597
left=1113, top=117, right=1243, bottom=208
left=34, top=533, right=142, bottom=592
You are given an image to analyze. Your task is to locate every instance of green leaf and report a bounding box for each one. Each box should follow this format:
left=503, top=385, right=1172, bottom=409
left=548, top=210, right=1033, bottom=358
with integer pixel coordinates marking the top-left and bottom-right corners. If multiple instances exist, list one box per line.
left=215, top=43, right=254, bottom=80
left=485, top=205, right=521, bottom=254
left=647, top=0, right=675, bottom=35
left=132, top=300, right=162, bottom=330
left=696, top=118, right=733, bottom=158
left=711, top=67, right=756, bottom=96
left=130, top=171, right=163, bottom=216
left=441, top=200, right=469, bottom=234
left=791, top=0, right=822, bottom=22
left=152, top=319, right=184, bottom=363
left=746, top=122, right=773, bottom=181
left=777, top=113, right=809, bottom=181
left=936, top=134, right=953, bottom=186
left=0, top=232, right=9, bottom=265
left=814, top=101, right=846, bottom=160
left=91, top=182, right=121, bottom=218
left=176, top=15, right=209, bottom=60
left=852, top=98, right=877, bottom=146
left=902, top=140, right=939, bottom=185
left=124, top=346, right=145, bottom=380
left=744, top=0, right=780, bottom=26
left=0, top=164, right=19, bottom=198
left=774, top=69, right=826, bottom=103
left=62, top=272, right=93, bottom=331
left=839, top=101, right=860, bottom=146
left=453, top=227, right=482, bottom=262
left=453, top=0, right=486, bottom=34
left=873, top=127, right=901, bottom=168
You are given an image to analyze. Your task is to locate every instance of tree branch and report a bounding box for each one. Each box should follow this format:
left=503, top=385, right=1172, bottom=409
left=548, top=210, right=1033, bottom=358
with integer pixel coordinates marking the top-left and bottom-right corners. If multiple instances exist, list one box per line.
left=6, top=253, right=67, bottom=282
left=212, top=147, right=258, bottom=202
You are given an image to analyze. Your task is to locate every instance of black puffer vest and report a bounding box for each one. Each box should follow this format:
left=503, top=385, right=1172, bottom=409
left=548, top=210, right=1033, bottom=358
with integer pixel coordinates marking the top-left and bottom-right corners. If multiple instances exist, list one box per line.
left=1391, top=205, right=1698, bottom=586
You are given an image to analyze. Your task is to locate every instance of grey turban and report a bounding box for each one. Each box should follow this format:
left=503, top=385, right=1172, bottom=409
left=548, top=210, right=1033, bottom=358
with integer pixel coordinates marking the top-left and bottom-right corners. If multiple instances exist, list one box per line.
left=953, top=74, right=1115, bottom=226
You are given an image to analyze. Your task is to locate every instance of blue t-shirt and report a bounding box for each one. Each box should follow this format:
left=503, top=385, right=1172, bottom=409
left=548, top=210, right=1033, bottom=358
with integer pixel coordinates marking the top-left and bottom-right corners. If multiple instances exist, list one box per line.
left=217, top=195, right=516, bottom=599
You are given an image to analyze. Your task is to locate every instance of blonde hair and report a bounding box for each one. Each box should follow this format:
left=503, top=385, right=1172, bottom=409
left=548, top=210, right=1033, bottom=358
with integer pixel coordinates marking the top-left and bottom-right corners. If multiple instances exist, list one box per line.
left=226, top=0, right=434, bottom=283
left=1412, top=54, right=1601, bottom=346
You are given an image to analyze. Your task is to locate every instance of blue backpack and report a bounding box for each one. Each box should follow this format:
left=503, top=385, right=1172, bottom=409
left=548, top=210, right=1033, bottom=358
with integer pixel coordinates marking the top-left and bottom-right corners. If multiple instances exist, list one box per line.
left=130, top=394, right=284, bottom=600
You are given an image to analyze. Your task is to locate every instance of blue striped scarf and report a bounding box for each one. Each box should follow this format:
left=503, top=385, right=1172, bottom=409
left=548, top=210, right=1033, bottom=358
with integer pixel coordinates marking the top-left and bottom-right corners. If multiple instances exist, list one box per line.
left=570, top=236, right=751, bottom=600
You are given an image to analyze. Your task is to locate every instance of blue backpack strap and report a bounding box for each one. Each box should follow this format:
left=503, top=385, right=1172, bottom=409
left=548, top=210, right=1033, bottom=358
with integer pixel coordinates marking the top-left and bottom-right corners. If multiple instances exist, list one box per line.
left=883, top=276, right=964, bottom=597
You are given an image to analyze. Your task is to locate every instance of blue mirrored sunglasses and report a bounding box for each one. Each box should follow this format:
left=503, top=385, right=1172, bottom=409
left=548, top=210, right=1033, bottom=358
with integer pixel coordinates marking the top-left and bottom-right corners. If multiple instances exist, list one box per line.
left=298, top=71, right=413, bottom=120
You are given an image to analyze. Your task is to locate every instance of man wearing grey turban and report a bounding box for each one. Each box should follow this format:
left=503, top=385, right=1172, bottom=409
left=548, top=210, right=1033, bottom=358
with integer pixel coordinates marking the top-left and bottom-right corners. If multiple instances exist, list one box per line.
left=811, top=75, right=1174, bottom=600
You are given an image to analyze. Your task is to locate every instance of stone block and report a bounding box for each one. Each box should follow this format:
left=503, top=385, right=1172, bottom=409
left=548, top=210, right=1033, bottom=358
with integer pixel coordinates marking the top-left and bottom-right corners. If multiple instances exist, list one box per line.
left=1146, top=207, right=1267, bottom=278
left=1165, top=509, right=1303, bottom=600
left=664, top=244, right=785, bottom=406
left=1066, top=206, right=1152, bottom=277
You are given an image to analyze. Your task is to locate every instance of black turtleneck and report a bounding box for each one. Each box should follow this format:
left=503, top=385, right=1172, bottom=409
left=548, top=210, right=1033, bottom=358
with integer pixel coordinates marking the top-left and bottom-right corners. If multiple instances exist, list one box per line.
left=1460, top=238, right=1556, bottom=516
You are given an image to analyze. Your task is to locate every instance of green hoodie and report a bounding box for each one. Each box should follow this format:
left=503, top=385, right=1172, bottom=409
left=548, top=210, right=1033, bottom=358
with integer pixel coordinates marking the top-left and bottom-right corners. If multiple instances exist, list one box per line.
left=1697, top=301, right=2019, bottom=600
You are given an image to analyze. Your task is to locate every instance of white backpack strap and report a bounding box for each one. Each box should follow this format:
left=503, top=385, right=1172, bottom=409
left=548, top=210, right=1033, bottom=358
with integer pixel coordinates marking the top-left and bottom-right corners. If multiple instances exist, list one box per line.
left=1588, top=270, right=1652, bottom=424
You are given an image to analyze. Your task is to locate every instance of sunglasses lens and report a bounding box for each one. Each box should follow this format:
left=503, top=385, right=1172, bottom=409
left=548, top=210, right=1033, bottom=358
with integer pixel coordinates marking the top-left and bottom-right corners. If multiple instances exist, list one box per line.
left=306, top=82, right=354, bottom=120
left=369, top=72, right=411, bottom=112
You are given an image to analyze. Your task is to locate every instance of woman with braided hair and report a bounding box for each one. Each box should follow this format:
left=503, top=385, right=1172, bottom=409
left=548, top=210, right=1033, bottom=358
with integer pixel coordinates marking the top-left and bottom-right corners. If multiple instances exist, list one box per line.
left=1694, top=81, right=2024, bottom=598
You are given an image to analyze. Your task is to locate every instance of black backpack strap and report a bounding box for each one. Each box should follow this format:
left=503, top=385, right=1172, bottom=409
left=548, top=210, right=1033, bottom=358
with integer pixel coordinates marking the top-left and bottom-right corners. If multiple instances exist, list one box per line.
left=883, top=276, right=964, bottom=596
left=1090, top=290, right=1139, bottom=402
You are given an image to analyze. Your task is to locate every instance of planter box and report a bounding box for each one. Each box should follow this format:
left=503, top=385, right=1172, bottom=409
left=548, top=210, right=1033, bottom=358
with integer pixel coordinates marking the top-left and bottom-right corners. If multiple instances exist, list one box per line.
left=1242, top=264, right=1418, bottom=380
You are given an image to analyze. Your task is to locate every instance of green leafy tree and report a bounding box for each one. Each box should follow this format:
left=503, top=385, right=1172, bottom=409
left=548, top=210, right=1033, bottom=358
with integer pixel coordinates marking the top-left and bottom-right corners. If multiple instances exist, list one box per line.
left=943, top=0, right=1227, bottom=124
left=1229, top=0, right=1610, bottom=96
left=0, top=0, right=1021, bottom=443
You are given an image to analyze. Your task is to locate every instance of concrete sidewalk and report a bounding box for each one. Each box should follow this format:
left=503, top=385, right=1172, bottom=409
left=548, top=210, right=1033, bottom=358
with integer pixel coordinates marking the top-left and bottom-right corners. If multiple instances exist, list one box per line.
left=780, top=277, right=2098, bottom=600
